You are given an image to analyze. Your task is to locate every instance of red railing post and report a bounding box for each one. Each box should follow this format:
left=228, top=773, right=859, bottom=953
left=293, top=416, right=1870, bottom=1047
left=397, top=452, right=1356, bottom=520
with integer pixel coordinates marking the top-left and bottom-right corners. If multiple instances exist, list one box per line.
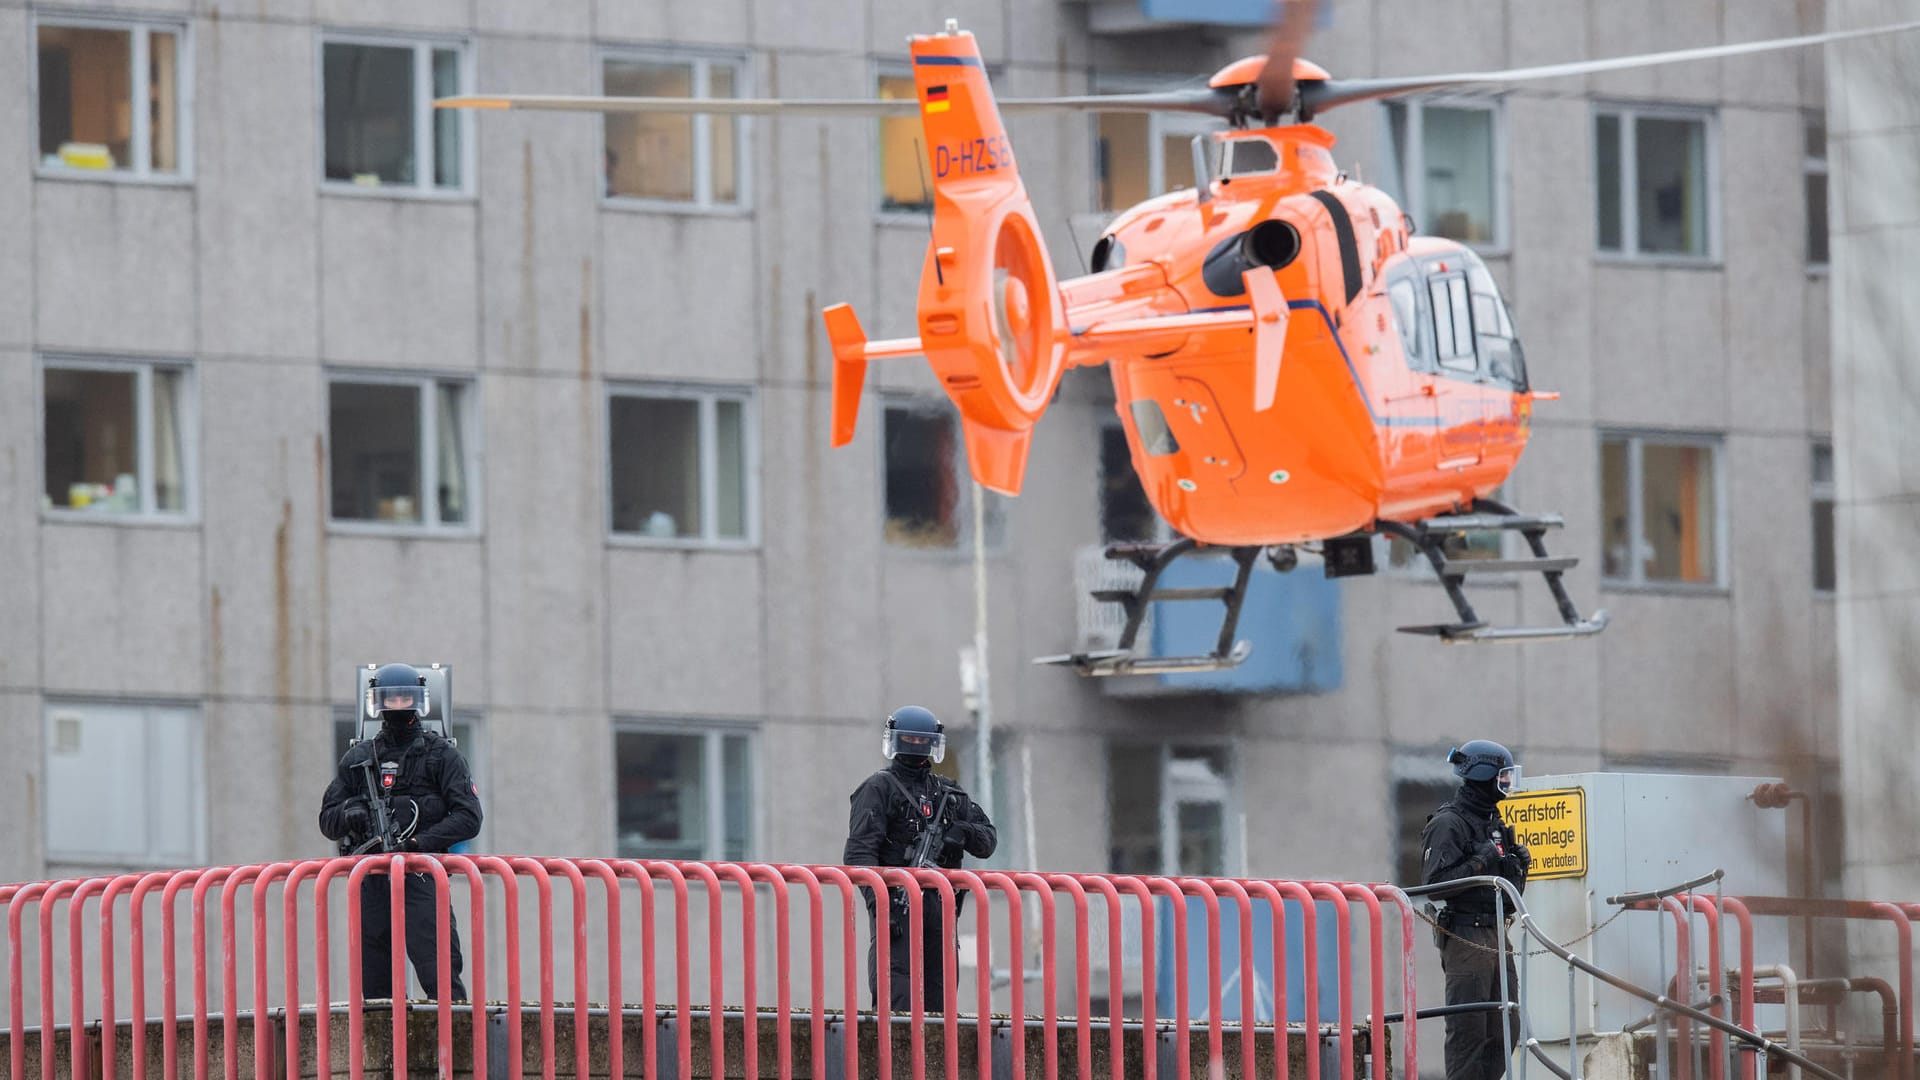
left=710, top=863, right=761, bottom=1080
left=1306, top=882, right=1352, bottom=1080
left=775, top=865, right=829, bottom=1080
left=504, top=857, right=556, bottom=1080
left=535, top=858, right=590, bottom=1080
left=811, top=865, right=867, bottom=1080
left=1208, top=879, right=1258, bottom=1080
left=638, top=860, right=694, bottom=1080
left=1371, top=884, right=1419, bottom=1080
left=1042, top=873, right=1095, bottom=1080
left=471, top=856, right=526, bottom=1080
left=745, top=864, right=795, bottom=1080
left=440, top=855, right=489, bottom=1080
left=573, top=860, right=622, bottom=1080
left=1339, top=884, right=1387, bottom=1080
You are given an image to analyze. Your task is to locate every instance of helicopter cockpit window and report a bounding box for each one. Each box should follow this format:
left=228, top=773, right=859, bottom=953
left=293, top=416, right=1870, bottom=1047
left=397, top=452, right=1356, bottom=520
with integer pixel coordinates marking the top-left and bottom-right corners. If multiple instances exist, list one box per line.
left=1130, top=400, right=1181, bottom=457
left=1468, top=266, right=1527, bottom=389
left=1221, top=137, right=1279, bottom=177
left=1429, top=274, right=1477, bottom=373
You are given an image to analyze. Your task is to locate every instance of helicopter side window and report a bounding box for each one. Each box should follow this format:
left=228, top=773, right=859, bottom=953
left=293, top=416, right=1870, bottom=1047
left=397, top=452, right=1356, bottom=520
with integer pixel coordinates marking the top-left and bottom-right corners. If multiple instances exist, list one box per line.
left=1386, top=278, right=1431, bottom=371
left=1429, top=274, right=1477, bottom=373
left=1222, top=137, right=1279, bottom=176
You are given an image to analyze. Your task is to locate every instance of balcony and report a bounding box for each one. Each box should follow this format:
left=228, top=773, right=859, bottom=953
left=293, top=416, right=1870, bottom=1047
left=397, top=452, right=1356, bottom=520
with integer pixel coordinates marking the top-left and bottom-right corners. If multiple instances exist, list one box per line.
left=1072, top=545, right=1343, bottom=695
left=1085, top=0, right=1275, bottom=33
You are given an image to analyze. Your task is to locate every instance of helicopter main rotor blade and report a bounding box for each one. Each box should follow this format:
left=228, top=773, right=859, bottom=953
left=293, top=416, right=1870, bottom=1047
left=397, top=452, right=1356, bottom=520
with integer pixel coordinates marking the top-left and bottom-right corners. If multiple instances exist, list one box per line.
left=436, top=94, right=921, bottom=116
left=1299, top=19, right=1920, bottom=115
left=438, top=87, right=1240, bottom=119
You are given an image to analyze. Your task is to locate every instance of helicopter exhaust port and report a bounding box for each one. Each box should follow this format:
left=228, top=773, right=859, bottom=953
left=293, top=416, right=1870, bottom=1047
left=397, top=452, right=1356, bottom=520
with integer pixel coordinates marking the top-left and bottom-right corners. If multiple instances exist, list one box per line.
left=1200, top=219, right=1301, bottom=298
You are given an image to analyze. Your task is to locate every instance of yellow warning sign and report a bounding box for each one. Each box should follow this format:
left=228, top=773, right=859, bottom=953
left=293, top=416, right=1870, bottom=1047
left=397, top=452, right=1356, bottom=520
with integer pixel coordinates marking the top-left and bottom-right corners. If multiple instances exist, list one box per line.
left=1499, top=788, right=1587, bottom=881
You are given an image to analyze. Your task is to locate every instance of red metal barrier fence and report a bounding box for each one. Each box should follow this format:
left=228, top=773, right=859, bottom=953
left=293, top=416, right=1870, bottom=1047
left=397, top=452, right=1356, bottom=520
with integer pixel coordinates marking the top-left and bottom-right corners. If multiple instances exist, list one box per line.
left=1, top=859, right=1420, bottom=1080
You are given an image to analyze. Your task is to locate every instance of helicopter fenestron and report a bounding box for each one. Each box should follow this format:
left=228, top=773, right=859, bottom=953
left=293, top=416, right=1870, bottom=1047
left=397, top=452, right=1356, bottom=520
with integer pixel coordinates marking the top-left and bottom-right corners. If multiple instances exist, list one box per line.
left=440, top=18, right=1920, bottom=676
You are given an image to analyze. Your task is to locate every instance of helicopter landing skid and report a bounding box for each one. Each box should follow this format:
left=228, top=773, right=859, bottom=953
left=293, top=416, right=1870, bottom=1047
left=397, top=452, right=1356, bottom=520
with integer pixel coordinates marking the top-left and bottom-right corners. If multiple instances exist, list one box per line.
left=1383, top=498, right=1610, bottom=643
left=1034, top=538, right=1262, bottom=676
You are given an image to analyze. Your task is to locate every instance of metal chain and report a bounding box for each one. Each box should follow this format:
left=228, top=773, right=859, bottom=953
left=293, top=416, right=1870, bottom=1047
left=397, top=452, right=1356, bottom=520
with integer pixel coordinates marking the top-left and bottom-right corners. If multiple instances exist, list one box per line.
left=1415, top=901, right=1629, bottom=956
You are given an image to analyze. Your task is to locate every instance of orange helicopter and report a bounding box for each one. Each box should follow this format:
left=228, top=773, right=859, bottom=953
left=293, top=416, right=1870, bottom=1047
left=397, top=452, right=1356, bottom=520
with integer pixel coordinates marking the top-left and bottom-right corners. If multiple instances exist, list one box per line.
left=442, top=18, right=1919, bottom=675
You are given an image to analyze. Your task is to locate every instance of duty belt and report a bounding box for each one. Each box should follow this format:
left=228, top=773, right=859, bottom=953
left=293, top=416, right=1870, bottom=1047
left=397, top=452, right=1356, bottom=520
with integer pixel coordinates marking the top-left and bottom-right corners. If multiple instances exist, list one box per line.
left=1439, top=908, right=1511, bottom=929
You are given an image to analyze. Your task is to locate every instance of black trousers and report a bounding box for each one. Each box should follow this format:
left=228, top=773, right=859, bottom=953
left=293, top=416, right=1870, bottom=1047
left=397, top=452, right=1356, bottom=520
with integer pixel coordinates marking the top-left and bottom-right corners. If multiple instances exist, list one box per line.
left=359, top=873, right=467, bottom=1002
left=866, top=889, right=966, bottom=1012
left=1440, top=921, right=1520, bottom=1080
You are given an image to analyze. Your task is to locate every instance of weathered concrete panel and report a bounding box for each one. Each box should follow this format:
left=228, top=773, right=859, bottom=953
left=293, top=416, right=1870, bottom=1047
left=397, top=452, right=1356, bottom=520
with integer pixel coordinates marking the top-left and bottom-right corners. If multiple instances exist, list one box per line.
left=34, top=183, right=196, bottom=355
left=319, top=198, right=481, bottom=370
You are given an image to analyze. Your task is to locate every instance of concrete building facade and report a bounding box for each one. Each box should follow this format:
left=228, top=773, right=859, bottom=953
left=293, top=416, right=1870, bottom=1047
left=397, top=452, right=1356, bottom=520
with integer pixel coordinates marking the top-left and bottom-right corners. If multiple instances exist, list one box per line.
left=0, top=0, right=1848, bottom=949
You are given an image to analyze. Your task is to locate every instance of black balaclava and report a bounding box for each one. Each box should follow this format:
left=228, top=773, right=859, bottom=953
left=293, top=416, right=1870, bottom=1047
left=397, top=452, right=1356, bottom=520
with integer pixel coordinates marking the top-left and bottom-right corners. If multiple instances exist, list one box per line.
left=380, top=709, right=420, bottom=743
left=891, top=753, right=932, bottom=773
left=1457, top=777, right=1504, bottom=817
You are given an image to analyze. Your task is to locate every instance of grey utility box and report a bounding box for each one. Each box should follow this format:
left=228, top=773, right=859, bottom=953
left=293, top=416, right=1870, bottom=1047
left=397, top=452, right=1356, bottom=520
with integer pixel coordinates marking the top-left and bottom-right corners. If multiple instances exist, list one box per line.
left=1510, top=772, right=1790, bottom=1042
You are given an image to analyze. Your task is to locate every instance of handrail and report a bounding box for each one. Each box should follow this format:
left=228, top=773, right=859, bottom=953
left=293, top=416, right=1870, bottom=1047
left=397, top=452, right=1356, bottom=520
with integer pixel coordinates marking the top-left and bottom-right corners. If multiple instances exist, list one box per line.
left=1403, top=876, right=1846, bottom=1080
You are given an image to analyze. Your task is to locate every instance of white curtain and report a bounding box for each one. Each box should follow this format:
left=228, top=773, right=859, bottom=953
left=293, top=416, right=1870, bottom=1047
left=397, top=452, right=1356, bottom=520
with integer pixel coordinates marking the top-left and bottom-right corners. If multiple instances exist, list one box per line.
left=151, top=368, right=184, bottom=512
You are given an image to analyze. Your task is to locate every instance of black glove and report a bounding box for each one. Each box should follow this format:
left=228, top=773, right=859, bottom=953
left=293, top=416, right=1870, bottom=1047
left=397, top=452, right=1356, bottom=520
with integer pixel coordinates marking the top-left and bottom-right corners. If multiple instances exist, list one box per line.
left=888, top=888, right=911, bottom=924
left=1505, top=844, right=1532, bottom=878
left=1470, top=840, right=1503, bottom=874
left=343, top=798, right=371, bottom=837
left=400, top=837, right=423, bottom=853
left=943, top=790, right=972, bottom=826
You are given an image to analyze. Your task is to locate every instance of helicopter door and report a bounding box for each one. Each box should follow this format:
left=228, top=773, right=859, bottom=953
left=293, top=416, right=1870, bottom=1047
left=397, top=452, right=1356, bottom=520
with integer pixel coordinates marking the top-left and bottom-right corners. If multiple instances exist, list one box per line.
left=1167, top=376, right=1248, bottom=487
left=1427, top=272, right=1484, bottom=468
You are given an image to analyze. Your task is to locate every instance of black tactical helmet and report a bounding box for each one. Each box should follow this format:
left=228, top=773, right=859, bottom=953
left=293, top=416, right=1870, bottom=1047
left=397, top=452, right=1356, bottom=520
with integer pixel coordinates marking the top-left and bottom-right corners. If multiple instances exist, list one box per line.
left=366, top=662, right=428, bottom=721
left=1448, top=739, right=1520, bottom=794
left=883, top=705, right=946, bottom=763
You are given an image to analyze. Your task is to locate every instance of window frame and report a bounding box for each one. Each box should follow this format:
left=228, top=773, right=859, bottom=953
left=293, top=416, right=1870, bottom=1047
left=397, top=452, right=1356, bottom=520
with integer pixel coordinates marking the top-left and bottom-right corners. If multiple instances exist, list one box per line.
left=1105, top=738, right=1243, bottom=879
left=1804, top=110, right=1829, bottom=272
left=1812, top=440, right=1835, bottom=595
left=31, top=13, right=195, bottom=184
left=324, top=370, right=482, bottom=536
left=1088, top=73, right=1224, bottom=215
left=39, top=354, right=199, bottom=524
left=1599, top=430, right=1727, bottom=591
left=1097, top=417, right=1173, bottom=545
left=44, top=699, right=207, bottom=868
left=610, top=719, right=759, bottom=862
left=605, top=382, right=759, bottom=549
left=874, top=62, right=932, bottom=221
left=1592, top=102, right=1721, bottom=264
left=598, top=47, right=752, bottom=214
left=879, top=395, right=1007, bottom=555
left=1382, top=95, right=1509, bottom=254
left=316, top=31, right=475, bottom=199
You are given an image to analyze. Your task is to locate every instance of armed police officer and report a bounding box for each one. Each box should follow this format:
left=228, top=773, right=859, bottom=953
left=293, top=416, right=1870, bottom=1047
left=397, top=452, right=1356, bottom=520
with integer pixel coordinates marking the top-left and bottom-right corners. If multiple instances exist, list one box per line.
left=844, top=706, right=997, bottom=1012
left=319, top=663, right=482, bottom=1002
left=1422, top=740, right=1531, bottom=1080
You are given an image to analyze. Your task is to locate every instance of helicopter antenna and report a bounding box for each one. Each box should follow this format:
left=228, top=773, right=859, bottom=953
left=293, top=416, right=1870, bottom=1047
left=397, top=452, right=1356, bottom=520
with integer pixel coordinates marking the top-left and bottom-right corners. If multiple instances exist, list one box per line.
left=914, top=135, right=943, bottom=286
left=1063, top=214, right=1089, bottom=275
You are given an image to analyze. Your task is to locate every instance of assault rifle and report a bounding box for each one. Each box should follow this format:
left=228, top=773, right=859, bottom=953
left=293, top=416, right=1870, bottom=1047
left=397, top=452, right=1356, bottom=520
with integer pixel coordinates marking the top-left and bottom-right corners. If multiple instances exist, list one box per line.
left=905, top=789, right=955, bottom=869
left=344, top=758, right=419, bottom=855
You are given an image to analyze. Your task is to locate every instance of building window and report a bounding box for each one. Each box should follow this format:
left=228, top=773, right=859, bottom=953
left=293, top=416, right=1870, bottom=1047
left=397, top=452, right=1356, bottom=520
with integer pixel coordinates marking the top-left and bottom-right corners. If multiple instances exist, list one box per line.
left=1385, top=98, right=1502, bottom=248
left=602, top=52, right=744, bottom=206
left=1100, top=423, right=1160, bottom=543
left=1394, top=774, right=1457, bottom=886
left=332, top=708, right=486, bottom=851
left=1600, top=433, right=1722, bottom=586
left=1812, top=442, right=1835, bottom=593
left=328, top=375, right=475, bottom=528
left=1093, top=85, right=1218, bottom=212
left=608, top=386, right=753, bottom=543
left=35, top=17, right=187, bottom=178
left=883, top=400, right=1005, bottom=550
left=877, top=70, right=931, bottom=214
left=322, top=37, right=468, bottom=193
left=1595, top=105, right=1715, bottom=258
left=46, top=701, right=204, bottom=866
left=1805, top=113, right=1828, bottom=268
left=614, top=725, right=753, bottom=860
left=42, top=358, right=193, bottom=517
left=1107, top=743, right=1236, bottom=877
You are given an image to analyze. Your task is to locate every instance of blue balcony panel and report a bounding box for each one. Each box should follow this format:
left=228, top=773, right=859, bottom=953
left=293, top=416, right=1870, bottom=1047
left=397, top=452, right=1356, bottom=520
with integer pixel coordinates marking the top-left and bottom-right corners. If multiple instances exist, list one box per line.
left=1109, top=553, right=1342, bottom=695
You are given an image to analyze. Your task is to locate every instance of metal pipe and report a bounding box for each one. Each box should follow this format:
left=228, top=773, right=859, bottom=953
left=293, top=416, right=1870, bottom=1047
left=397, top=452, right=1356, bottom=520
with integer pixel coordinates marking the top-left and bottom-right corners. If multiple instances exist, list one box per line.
left=1750, top=965, right=1803, bottom=1080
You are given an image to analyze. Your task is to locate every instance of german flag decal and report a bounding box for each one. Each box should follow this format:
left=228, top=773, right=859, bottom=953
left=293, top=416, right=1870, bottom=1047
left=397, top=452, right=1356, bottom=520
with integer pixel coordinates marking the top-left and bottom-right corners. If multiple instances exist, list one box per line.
left=924, top=84, right=950, bottom=114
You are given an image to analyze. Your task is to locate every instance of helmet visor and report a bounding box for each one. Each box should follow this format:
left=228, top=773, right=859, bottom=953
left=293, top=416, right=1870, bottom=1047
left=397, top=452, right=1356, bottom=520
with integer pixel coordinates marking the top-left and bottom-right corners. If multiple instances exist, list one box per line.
left=367, top=684, right=428, bottom=719
left=1496, top=763, right=1521, bottom=796
left=883, top=728, right=946, bottom=763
